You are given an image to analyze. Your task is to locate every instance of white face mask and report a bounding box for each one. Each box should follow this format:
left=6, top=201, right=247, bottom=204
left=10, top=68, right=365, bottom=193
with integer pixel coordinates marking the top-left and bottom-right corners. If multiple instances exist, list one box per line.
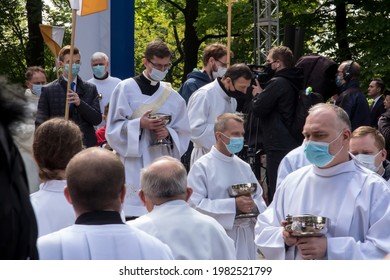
left=355, top=151, right=382, bottom=172
left=149, top=68, right=168, bottom=81
left=212, top=66, right=227, bottom=79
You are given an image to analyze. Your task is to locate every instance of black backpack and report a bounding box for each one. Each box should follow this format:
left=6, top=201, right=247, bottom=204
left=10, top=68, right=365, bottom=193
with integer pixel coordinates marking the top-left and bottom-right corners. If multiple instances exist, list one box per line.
left=295, top=54, right=338, bottom=101
left=290, top=87, right=324, bottom=142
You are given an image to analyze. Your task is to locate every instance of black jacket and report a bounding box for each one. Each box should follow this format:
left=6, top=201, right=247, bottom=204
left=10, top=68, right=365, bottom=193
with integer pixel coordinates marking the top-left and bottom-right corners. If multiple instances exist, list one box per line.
left=370, top=96, right=385, bottom=128
left=36, top=75, right=102, bottom=147
left=251, top=67, right=303, bottom=152
left=335, top=80, right=370, bottom=131
left=0, top=76, right=38, bottom=259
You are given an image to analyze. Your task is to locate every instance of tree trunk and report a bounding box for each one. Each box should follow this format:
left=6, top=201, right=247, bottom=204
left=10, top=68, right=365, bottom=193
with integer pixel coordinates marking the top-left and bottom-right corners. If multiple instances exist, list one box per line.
left=26, top=0, right=44, bottom=67
left=335, top=1, right=351, bottom=61
left=182, top=0, right=201, bottom=84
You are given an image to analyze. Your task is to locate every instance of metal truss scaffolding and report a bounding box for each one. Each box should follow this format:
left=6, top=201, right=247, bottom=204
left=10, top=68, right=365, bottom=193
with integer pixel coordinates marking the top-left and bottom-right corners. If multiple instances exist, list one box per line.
left=253, top=0, right=279, bottom=64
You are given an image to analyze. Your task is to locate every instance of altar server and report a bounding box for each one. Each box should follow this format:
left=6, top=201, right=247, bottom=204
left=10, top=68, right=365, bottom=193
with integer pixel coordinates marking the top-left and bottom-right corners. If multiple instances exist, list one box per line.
left=106, top=40, right=190, bottom=219
left=129, top=156, right=236, bottom=260
left=30, top=118, right=82, bottom=237
left=187, top=64, right=252, bottom=167
left=255, top=103, right=390, bottom=260
left=188, top=113, right=267, bottom=259
left=37, top=148, right=173, bottom=260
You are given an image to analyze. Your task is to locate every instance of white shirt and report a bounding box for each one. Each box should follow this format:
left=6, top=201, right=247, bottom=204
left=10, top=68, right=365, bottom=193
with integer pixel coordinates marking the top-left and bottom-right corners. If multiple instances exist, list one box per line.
left=187, top=79, right=237, bottom=166
left=88, top=75, right=121, bottom=128
left=188, top=146, right=267, bottom=259
left=30, top=180, right=75, bottom=237
left=255, top=159, right=390, bottom=259
left=38, top=223, right=174, bottom=260
left=129, top=200, right=236, bottom=260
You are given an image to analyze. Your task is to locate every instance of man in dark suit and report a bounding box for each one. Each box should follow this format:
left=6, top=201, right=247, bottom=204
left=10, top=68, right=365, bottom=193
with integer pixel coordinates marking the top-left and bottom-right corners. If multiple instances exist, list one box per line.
left=35, top=46, right=102, bottom=147
left=368, top=78, right=385, bottom=128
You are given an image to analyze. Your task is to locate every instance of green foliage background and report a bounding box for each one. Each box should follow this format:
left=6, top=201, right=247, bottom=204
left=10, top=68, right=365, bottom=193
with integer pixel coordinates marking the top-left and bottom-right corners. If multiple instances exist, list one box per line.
left=0, top=0, right=389, bottom=91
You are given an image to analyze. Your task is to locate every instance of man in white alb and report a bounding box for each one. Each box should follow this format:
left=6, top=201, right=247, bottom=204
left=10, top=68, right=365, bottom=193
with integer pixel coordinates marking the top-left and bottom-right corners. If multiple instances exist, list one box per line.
left=106, top=40, right=190, bottom=219
left=187, top=63, right=253, bottom=167
left=129, top=156, right=236, bottom=260
left=255, top=103, right=390, bottom=260
left=88, top=52, right=121, bottom=129
left=188, top=113, right=267, bottom=260
left=37, top=148, right=174, bottom=260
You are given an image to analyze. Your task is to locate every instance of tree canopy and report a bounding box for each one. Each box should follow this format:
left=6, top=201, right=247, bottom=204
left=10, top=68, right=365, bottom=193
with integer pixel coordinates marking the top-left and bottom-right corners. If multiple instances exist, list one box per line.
left=0, top=0, right=389, bottom=90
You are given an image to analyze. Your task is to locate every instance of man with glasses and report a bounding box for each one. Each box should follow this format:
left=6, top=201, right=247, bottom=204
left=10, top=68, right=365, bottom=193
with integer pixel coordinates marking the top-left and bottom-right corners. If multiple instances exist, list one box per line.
left=187, top=63, right=253, bottom=167
left=106, top=40, right=190, bottom=220
left=35, top=45, right=102, bottom=147
left=251, top=46, right=303, bottom=204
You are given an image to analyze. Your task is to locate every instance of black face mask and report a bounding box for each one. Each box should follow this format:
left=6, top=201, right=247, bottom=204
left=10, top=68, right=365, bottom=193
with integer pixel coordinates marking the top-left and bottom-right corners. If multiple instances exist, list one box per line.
left=226, top=81, right=243, bottom=98
left=263, top=62, right=276, bottom=77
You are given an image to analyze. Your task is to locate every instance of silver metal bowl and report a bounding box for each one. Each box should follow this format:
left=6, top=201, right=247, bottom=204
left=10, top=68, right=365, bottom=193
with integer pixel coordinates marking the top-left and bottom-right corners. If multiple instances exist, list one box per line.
left=229, top=183, right=257, bottom=197
left=285, top=214, right=329, bottom=237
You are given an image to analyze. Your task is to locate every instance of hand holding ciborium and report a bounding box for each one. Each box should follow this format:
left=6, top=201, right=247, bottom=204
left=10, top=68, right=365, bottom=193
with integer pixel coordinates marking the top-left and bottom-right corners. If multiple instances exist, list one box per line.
left=148, top=113, right=172, bottom=146
left=229, top=183, right=259, bottom=219
left=284, top=214, right=329, bottom=237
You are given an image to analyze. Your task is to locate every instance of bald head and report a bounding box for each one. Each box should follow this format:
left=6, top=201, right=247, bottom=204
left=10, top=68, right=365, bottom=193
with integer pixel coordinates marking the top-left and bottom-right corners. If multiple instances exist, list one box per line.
left=66, top=147, right=125, bottom=212
left=307, top=103, right=351, bottom=131
left=140, top=156, right=187, bottom=199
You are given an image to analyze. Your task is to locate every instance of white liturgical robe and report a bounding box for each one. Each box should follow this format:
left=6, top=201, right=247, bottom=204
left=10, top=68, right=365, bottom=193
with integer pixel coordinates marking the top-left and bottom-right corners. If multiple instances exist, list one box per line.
left=188, top=146, right=267, bottom=260
left=187, top=79, right=237, bottom=166
left=30, top=180, right=75, bottom=237
left=88, top=75, right=121, bottom=128
left=106, top=78, right=190, bottom=217
left=255, top=159, right=390, bottom=260
left=129, top=200, right=236, bottom=260
left=38, top=223, right=174, bottom=260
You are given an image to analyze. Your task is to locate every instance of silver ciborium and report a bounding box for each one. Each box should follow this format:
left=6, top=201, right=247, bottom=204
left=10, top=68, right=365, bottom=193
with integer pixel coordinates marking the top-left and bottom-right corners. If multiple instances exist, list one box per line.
left=284, top=214, right=329, bottom=237
left=148, top=113, right=172, bottom=146
left=229, top=183, right=259, bottom=219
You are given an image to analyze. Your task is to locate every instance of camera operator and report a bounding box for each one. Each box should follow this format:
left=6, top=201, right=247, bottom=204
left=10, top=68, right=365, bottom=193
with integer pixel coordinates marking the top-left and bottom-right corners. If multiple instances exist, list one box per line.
left=251, top=46, right=303, bottom=204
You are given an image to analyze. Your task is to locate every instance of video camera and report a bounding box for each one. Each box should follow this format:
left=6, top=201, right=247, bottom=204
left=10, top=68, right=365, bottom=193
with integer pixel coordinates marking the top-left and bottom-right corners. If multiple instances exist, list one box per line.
left=247, top=64, right=273, bottom=89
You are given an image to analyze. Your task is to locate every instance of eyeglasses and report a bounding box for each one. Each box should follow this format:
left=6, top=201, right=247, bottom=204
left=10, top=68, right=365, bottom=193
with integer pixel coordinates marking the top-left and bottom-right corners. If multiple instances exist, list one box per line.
left=147, top=59, right=172, bottom=71
left=215, top=58, right=228, bottom=68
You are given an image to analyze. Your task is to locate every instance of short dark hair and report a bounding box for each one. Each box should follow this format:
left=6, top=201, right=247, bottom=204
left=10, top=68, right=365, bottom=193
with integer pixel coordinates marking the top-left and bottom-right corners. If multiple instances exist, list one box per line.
left=58, top=45, right=80, bottom=62
left=372, top=78, right=385, bottom=93
left=66, top=148, right=125, bottom=211
left=144, top=40, right=171, bottom=60
left=269, top=46, right=294, bottom=68
left=25, top=66, right=46, bottom=81
left=202, top=43, right=230, bottom=66
left=224, top=63, right=252, bottom=82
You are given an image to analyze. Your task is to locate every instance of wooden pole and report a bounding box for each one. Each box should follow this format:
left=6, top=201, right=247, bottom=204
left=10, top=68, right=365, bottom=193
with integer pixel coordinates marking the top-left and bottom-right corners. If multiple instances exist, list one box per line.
left=227, top=0, right=232, bottom=68
left=65, top=9, right=77, bottom=121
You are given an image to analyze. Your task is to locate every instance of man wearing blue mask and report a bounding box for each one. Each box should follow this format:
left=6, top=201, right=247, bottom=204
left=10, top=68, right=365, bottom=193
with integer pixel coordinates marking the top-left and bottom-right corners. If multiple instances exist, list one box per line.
left=88, top=52, right=121, bottom=129
left=105, top=40, right=190, bottom=221
left=188, top=112, right=267, bottom=260
left=349, top=126, right=390, bottom=182
left=255, top=103, right=390, bottom=260
left=15, top=66, right=47, bottom=192
left=35, top=45, right=102, bottom=147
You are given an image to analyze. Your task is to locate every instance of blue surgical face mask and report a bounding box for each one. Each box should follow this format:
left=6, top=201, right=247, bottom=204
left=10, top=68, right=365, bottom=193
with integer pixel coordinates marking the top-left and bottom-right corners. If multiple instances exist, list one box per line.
left=221, top=132, right=244, bottom=154
left=355, top=151, right=382, bottom=173
left=65, top=63, right=81, bottom=77
left=304, top=131, right=344, bottom=167
left=92, top=65, right=106, bottom=78
left=149, top=67, right=168, bottom=81
left=31, top=84, right=43, bottom=96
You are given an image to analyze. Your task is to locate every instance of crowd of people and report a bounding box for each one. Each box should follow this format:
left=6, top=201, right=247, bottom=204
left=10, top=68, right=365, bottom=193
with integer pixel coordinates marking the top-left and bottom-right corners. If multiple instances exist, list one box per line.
left=1, top=41, right=390, bottom=260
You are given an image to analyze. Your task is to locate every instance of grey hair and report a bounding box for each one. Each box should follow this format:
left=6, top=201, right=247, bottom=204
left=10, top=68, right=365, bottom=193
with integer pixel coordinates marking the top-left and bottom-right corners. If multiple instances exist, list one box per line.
left=91, top=52, right=109, bottom=63
left=214, top=112, right=244, bottom=133
left=140, top=156, right=187, bottom=198
left=308, top=103, right=351, bottom=130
